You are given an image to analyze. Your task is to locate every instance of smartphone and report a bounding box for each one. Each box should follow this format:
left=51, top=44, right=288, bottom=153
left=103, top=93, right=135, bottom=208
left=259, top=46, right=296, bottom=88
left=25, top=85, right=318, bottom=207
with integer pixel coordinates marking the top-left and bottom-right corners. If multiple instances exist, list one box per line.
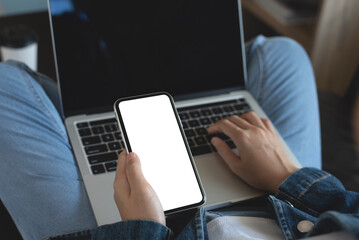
left=114, top=92, right=205, bottom=214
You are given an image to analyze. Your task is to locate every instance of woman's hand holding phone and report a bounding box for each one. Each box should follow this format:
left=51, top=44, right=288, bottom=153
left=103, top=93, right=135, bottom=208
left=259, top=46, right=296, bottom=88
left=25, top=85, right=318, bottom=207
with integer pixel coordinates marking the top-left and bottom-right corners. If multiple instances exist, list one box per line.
left=113, top=151, right=165, bottom=225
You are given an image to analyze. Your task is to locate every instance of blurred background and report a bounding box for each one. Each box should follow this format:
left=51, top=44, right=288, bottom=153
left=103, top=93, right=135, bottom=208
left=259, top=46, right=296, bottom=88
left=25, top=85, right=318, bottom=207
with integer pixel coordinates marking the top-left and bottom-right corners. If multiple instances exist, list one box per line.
left=1, top=0, right=359, bottom=239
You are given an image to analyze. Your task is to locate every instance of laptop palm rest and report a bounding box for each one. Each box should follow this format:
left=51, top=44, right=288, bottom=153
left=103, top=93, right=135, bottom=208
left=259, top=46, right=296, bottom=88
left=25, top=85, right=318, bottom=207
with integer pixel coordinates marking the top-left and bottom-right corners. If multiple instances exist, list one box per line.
left=194, top=151, right=264, bottom=209
left=85, top=152, right=264, bottom=226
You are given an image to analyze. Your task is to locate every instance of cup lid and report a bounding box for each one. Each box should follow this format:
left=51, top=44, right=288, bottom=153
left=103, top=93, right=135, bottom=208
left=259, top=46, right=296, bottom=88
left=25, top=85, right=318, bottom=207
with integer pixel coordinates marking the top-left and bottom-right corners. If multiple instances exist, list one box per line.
left=0, top=25, right=38, bottom=48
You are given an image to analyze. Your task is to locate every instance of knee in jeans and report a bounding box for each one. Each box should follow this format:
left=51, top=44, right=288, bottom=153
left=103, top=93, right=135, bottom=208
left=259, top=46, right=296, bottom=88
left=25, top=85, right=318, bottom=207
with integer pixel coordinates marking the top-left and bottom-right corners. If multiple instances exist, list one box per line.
left=0, top=61, right=24, bottom=83
left=0, top=63, right=18, bottom=86
left=264, top=36, right=309, bottom=64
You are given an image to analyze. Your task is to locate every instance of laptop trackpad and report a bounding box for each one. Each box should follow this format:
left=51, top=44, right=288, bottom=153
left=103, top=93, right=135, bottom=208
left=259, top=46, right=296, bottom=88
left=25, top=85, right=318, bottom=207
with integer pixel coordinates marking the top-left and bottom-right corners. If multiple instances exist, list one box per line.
left=194, top=153, right=264, bottom=209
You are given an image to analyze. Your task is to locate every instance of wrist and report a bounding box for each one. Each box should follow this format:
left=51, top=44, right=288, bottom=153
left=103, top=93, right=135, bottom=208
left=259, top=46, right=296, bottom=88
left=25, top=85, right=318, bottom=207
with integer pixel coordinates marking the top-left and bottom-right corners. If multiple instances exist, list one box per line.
left=271, top=166, right=299, bottom=193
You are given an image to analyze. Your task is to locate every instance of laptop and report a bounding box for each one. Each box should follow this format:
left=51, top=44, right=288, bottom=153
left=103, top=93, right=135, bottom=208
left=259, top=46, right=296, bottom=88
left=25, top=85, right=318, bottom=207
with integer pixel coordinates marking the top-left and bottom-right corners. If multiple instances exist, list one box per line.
left=47, top=0, right=300, bottom=226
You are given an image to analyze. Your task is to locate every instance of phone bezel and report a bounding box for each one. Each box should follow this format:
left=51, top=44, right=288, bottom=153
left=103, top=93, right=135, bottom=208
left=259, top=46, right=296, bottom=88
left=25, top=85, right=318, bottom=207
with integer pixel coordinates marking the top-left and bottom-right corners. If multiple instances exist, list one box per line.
left=113, top=91, right=206, bottom=215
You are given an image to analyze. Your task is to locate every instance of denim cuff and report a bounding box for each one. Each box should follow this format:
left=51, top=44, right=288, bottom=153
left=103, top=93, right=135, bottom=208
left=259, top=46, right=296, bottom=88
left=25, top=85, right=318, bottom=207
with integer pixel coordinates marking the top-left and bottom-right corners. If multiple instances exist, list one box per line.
left=275, top=167, right=334, bottom=216
left=91, top=220, right=173, bottom=240
left=278, top=168, right=331, bottom=198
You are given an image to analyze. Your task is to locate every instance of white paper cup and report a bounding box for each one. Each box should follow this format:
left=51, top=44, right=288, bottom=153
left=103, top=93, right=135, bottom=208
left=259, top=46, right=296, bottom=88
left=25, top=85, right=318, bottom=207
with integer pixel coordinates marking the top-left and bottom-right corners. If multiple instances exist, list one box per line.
left=0, top=43, right=38, bottom=70
left=0, top=25, right=38, bottom=71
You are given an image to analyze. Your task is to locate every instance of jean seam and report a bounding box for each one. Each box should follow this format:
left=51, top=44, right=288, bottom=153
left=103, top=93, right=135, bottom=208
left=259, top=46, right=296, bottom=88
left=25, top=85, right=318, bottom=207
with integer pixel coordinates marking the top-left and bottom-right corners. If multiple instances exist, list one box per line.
left=270, top=197, right=294, bottom=240
left=21, top=68, right=67, bottom=139
left=255, top=42, right=266, bottom=106
left=296, top=174, right=331, bottom=200
left=279, top=201, right=295, bottom=240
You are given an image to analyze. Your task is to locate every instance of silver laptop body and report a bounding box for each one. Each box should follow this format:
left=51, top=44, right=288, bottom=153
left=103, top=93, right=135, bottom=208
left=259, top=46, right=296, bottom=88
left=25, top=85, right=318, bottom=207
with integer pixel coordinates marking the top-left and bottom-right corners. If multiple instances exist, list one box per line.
left=48, top=0, right=300, bottom=226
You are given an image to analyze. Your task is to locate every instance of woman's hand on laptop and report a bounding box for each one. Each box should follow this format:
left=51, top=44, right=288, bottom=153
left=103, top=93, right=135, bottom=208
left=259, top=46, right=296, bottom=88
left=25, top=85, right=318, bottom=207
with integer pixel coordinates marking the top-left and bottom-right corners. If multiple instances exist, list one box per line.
left=113, top=151, right=165, bottom=225
left=207, top=112, right=299, bottom=193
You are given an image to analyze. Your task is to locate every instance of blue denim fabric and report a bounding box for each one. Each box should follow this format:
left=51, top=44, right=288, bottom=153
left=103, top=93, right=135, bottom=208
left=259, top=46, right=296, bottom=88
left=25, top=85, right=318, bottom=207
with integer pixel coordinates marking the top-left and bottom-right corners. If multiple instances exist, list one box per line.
left=91, top=220, right=173, bottom=240
left=91, top=208, right=208, bottom=240
left=91, top=168, right=359, bottom=240
left=270, top=167, right=359, bottom=240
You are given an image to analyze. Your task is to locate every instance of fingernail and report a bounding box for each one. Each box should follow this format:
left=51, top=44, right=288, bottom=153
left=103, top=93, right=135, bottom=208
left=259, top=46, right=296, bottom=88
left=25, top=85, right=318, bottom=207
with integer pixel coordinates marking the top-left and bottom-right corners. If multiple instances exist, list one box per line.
left=127, top=152, right=137, bottom=160
left=211, top=138, right=219, bottom=146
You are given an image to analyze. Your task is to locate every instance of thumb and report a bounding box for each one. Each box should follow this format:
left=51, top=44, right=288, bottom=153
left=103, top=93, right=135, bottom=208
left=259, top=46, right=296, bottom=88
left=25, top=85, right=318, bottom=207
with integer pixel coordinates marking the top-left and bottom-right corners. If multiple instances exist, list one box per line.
left=126, top=152, right=146, bottom=190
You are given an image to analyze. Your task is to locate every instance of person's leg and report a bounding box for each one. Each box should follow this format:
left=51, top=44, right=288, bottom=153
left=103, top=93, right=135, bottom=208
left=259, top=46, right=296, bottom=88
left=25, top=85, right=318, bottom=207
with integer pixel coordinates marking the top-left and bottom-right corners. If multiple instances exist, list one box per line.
left=0, top=61, right=97, bottom=240
left=245, top=35, right=321, bottom=169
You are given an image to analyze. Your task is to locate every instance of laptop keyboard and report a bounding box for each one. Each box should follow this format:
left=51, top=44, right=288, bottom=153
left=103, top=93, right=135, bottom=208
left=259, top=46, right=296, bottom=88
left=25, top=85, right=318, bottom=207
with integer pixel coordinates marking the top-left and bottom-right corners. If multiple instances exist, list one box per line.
left=76, top=98, right=251, bottom=175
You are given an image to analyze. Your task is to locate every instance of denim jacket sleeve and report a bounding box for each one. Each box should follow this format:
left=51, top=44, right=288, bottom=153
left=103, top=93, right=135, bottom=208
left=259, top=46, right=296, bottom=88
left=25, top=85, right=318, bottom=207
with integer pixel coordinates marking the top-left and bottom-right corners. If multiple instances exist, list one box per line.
left=90, top=208, right=208, bottom=240
left=268, top=167, right=359, bottom=240
left=91, top=220, right=172, bottom=240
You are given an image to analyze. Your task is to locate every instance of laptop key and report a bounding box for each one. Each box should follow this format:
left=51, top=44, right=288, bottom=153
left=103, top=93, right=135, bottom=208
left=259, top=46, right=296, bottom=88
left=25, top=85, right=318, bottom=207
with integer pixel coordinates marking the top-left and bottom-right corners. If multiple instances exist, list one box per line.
left=223, top=105, right=234, bottom=113
left=105, top=161, right=117, bottom=172
left=185, top=129, right=196, bottom=137
left=85, top=144, right=108, bottom=155
left=242, top=106, right=251, bottom=112
left=234, top=103, right=248, bottom=110
left=114, top=132, right=122, bottom=140
left=187, top=138, right=195, bottom=147
left=105, top=124, right=118, bottom=132
left=211, top=116, right=221, bottom=123
left=194, top=136, right=207, bottom=146
left=188, top=120, right=200, bottom=127
left=177, top=100, right=237, bottom=112
left=190, top=145, right=212, bottom=156
left=199, top=118, right=211, bottom=126
left=92, top=126, right=104, bottom=134
left=195, top=127, right=207, bottom=136
left=179, top=112, right=189, bottom=120
left=90, top=118, right=116, bottom=126
left=200, top=109, right=212, bottom=116
left=212, top=107, right=223, bottom=114
left=77, top=122, right=89, bottom=128
left=88, top=152, right=118, bottom=164
left=91, top=164, right=106, bottom=174
left=78, top=128, right=92, bottom=137
left=108, top=141, right=122, bottom=151
left=189, top=111, right=201, bottom=118
left=82, top=136, right=101, bottom=146
left=101, top=134, right=114, bottom=142
left=207, top=133, right=230, bottom=142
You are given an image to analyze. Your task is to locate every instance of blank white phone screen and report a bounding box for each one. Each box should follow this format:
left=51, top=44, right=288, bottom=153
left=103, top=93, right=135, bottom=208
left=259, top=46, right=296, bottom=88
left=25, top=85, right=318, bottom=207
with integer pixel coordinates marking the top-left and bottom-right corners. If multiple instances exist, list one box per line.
left=118, top=94, right=204, bottom=211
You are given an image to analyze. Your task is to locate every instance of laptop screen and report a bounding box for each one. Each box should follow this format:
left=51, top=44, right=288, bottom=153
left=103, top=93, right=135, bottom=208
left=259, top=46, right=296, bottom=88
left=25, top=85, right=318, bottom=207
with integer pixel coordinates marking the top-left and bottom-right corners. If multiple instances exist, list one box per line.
left=48, top=0, right=246, bottom=117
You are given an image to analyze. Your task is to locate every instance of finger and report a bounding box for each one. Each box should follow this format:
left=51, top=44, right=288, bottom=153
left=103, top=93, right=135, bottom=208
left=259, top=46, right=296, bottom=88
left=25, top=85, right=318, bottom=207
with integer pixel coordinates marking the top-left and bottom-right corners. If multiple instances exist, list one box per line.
left=211, top=137, right=241, bottom=173
left=261, top=118, right=275, bottom=132
left=125, top=152, right=147, bottom=191
left=114, top=151, right=129, bottom=194
left=226, top=115, right=252, bottom=129
left=207, top=118, right=243, bottom=142
left=116, top=151, right=127, bottom=179
left=239, top=111, right=266, bottom=129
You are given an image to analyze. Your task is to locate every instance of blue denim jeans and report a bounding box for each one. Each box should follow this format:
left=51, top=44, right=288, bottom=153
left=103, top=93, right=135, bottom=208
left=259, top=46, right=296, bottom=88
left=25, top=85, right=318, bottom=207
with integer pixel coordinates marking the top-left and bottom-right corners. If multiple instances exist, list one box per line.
left=0, top=35, right=321, bottom=240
